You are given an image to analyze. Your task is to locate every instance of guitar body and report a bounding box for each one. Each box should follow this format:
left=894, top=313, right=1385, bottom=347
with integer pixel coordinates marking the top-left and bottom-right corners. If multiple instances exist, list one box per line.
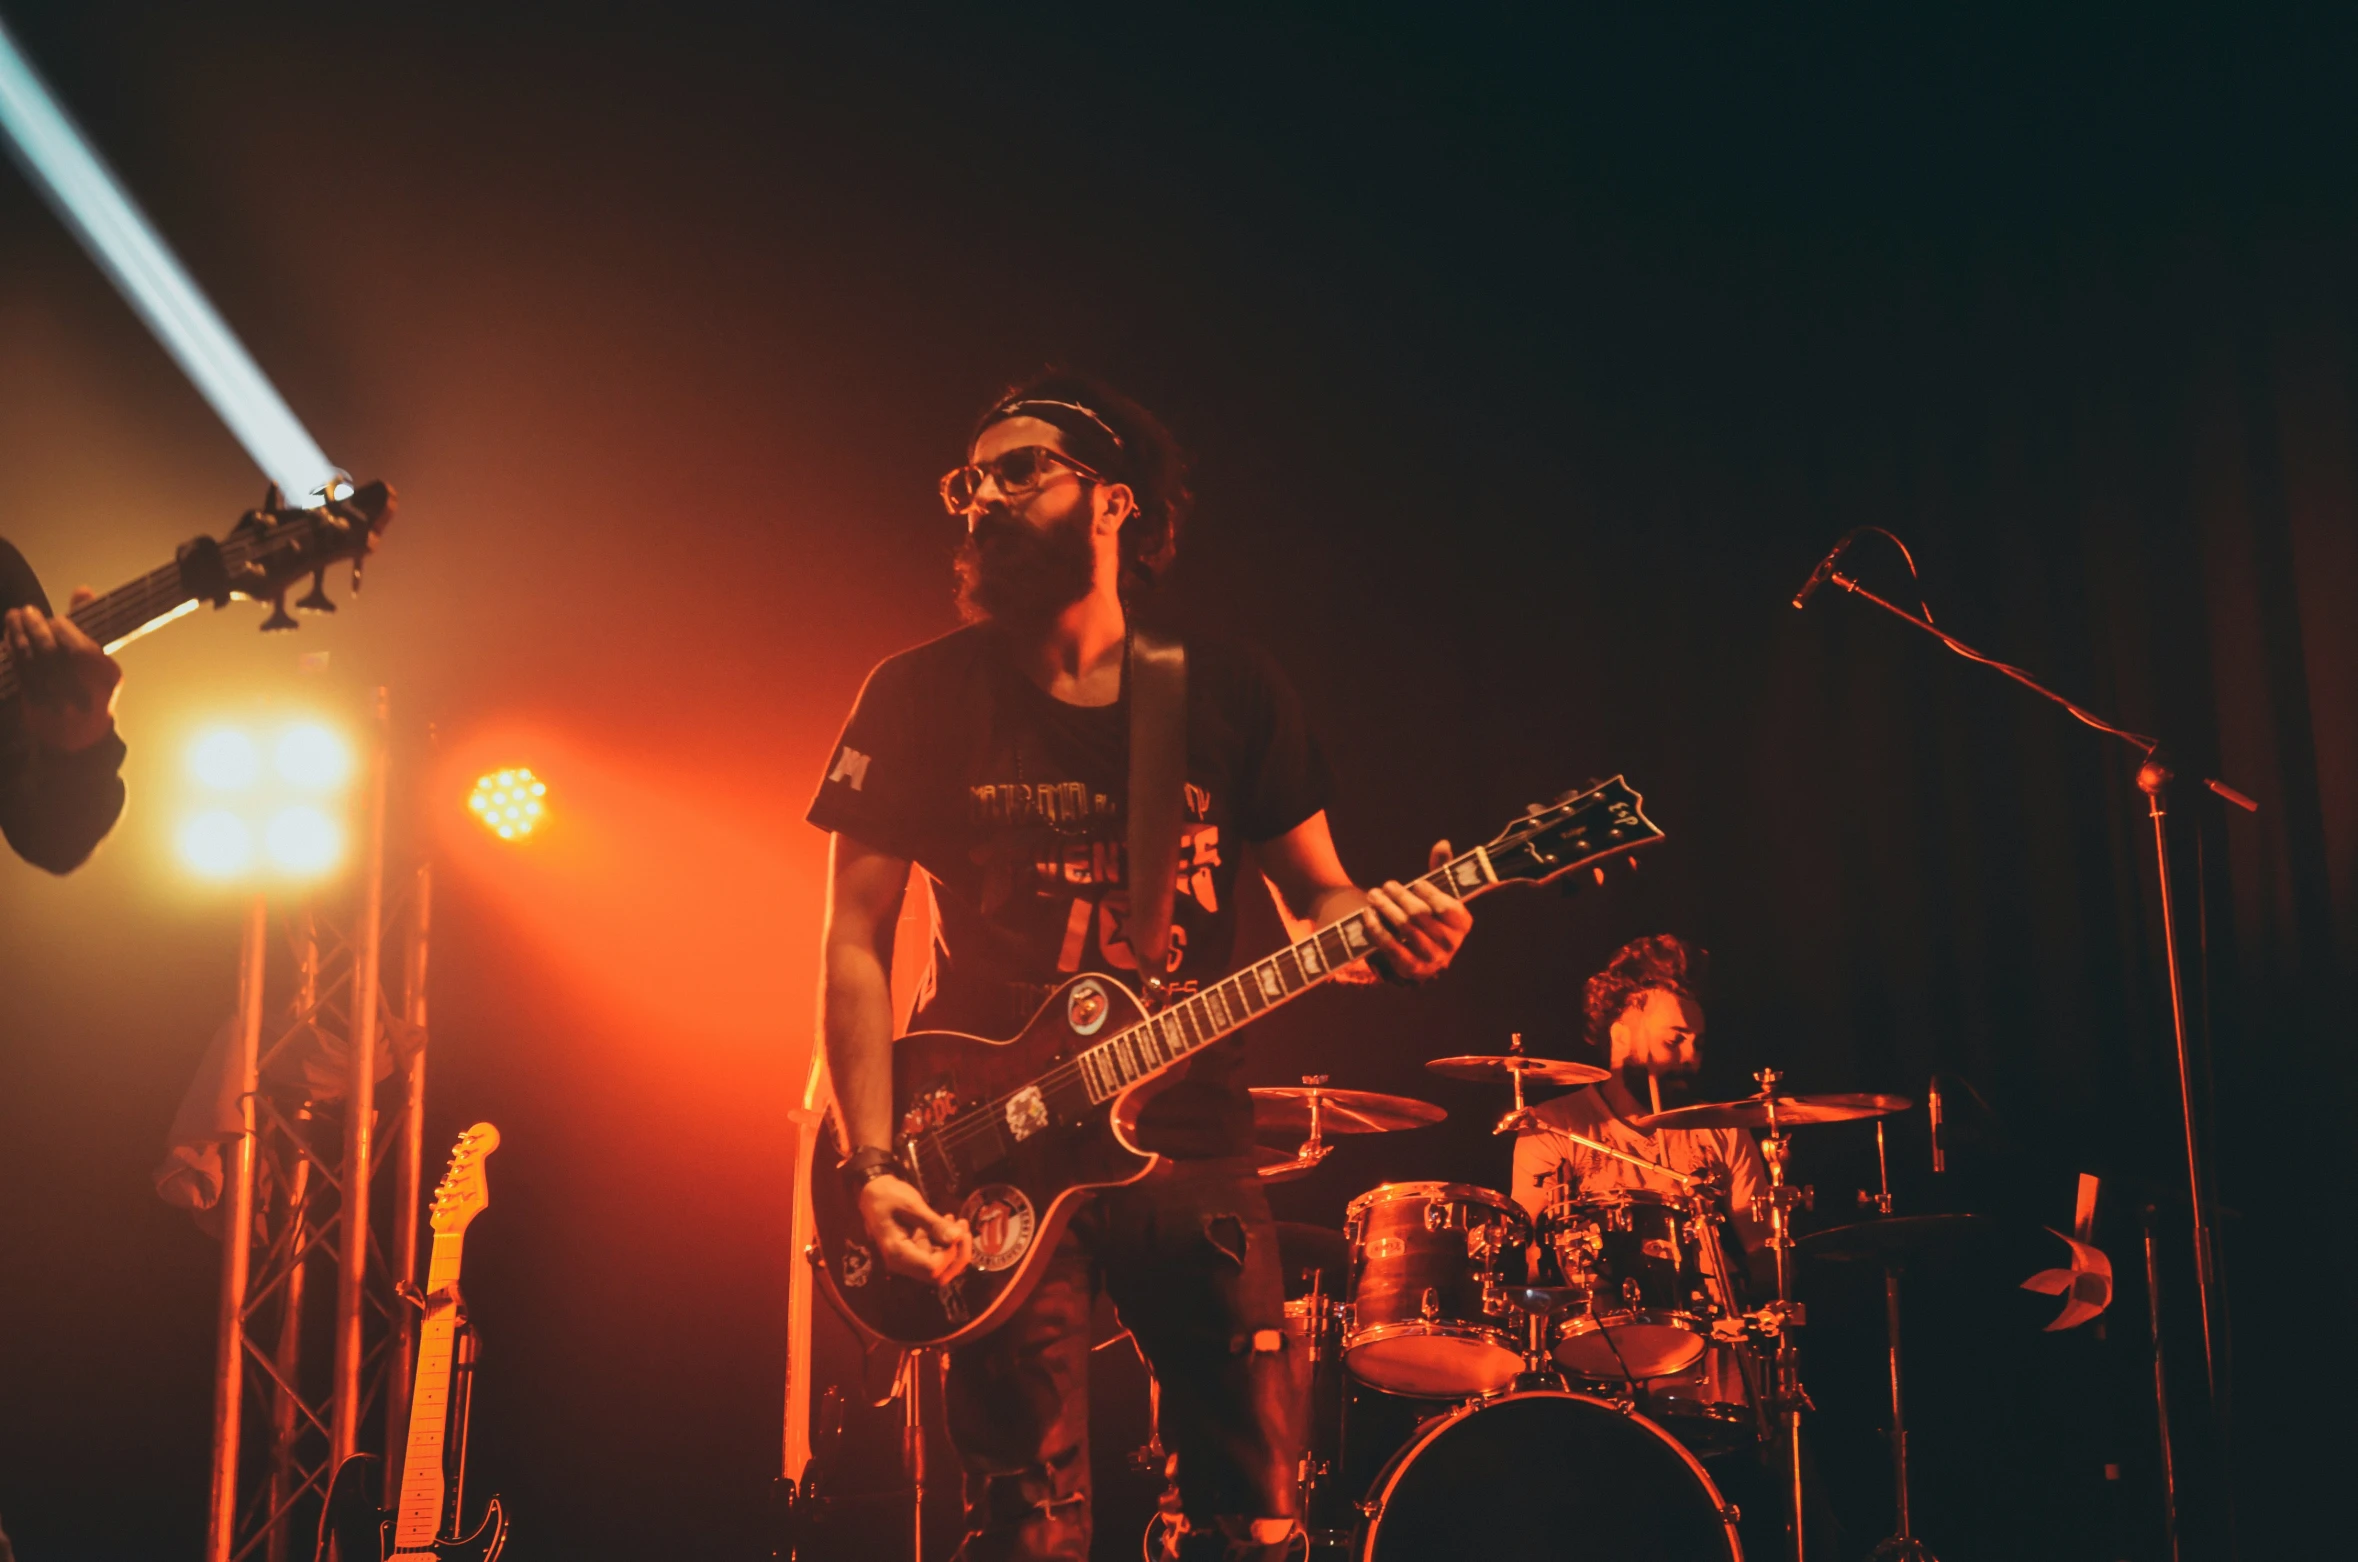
left=317, top=1456, right=507, bottom=1562
left=811, top=973, right=1168, bottom=1347
left=807, top=778, right=1668, bottom=1350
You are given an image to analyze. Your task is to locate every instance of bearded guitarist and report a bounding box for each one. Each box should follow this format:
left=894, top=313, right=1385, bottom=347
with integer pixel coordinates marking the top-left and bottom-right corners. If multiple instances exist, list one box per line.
left=807, top=372, right=1471, bottom=1562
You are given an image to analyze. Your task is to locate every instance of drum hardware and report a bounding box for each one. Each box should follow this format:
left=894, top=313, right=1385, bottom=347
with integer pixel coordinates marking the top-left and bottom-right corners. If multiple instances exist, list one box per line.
left=1800, top=1212, right=1996, bottom=1562
left=1252, top=1078, right=1444, bottom=1181
left=1858, top=1117, right=1896, bottom=1215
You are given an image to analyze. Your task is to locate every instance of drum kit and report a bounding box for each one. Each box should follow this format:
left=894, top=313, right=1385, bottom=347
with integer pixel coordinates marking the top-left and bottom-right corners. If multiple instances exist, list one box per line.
left=1240, top=1044, right=1926, bottom=1562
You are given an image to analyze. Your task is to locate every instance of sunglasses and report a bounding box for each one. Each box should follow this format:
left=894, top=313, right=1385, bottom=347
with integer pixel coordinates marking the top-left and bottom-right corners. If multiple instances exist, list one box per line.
left=938, top=445, right=1104, bottom=514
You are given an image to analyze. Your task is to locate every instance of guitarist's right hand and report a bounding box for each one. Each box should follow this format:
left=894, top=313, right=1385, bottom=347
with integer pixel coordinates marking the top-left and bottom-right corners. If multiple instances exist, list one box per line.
left=859, top=1175, right=974, bottom=1284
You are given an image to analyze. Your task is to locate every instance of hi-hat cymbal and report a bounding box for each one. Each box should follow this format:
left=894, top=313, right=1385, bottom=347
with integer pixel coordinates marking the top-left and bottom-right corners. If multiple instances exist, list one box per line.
left=1630, top=1092, right=1913, bottom=1132
left=1425, top=1054, right=1611, bottom=1086
left=1249, top=1087, right=1446, bottom=1136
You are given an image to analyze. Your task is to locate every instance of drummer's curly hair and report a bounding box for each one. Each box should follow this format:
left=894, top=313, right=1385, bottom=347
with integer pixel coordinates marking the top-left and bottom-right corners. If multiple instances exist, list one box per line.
left=1583, top=935, right=1708, bottom=1053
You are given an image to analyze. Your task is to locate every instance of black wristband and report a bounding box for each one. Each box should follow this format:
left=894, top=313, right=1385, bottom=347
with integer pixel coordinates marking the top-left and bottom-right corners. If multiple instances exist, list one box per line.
left=840, top=1146, right=900, bottom=1195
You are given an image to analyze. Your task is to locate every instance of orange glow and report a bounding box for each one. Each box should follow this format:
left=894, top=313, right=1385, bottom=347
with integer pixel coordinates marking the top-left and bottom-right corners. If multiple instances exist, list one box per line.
left=437, top=726, right=829, bottom=1064
left=469, top=766, right=549, bottom=840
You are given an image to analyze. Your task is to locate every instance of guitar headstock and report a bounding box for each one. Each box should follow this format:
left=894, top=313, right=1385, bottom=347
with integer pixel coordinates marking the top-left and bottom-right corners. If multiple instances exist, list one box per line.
left=199, top=479, right=397, bottom=628
left=429, top=1121, right=503, bottom=1235
left=1477, top=776, right=1665, bottom=888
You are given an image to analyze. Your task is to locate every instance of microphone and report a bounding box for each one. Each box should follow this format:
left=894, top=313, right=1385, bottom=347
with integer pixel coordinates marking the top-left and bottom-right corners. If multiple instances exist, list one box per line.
left=1790, top=531, right=1858, bottom=610
left=1927, top=1076, right=1946, bottom=1174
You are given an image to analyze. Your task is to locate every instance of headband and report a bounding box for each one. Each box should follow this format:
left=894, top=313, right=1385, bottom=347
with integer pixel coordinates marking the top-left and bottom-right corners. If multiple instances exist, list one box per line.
left=980, top=396, right=1130, bottom=483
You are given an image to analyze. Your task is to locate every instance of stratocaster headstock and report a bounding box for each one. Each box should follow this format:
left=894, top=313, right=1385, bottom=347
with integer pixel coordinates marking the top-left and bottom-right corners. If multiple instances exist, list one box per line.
left=1476, top=776, right=1665, bottom=888
left=429, top=1122, right=503, bottom=1236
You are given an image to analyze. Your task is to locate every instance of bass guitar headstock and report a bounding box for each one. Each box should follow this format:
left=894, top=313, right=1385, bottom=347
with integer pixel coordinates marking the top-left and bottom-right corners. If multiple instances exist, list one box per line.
left=1476, top=775, right=1665, bottom=889
left=429, top=1122, right=503, bottom=1236
left=191, top=479, right=397, bottom=631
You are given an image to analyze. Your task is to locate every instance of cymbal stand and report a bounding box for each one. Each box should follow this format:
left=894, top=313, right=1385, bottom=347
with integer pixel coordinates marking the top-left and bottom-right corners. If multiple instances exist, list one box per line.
left=1749, top=1068, right=1814, bottom=1562
left=1867, top=1259, right=1936, bottom=1561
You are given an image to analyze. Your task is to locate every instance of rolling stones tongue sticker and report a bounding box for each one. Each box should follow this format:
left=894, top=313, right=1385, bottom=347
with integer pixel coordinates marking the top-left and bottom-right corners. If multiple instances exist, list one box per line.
left=960, top=1184, right=1038, bottom=1273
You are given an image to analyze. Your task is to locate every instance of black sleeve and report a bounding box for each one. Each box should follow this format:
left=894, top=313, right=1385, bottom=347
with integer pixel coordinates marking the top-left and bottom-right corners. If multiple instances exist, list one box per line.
left=805, top=653, right=934, bottom=863
left=1230, top=645, right=1334, bottom=843
left=0, top=538, right=127, bottom=875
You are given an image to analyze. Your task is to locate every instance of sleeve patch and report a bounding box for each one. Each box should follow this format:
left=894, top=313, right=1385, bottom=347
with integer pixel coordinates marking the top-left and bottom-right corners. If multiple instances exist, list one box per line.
left=827, top=746, right=872, bottom=791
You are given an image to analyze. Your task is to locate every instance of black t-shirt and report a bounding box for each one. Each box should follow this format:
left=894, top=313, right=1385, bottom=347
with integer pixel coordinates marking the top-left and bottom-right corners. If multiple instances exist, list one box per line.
left=807, top=624, right=1333, bottom=1157
left=1, top=538, right=126, bottom=875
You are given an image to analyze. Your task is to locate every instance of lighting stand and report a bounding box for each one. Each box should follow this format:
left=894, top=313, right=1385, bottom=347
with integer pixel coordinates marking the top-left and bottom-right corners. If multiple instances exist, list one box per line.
left=202, top=692, right=435, bottom=1562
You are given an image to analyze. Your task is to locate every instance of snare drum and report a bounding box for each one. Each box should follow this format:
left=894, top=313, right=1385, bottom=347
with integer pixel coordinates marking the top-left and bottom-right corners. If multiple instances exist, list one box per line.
left=1341, top=1182, right=1526, bottom=1397
left=1539, top=1187, right=1715, bottom=1379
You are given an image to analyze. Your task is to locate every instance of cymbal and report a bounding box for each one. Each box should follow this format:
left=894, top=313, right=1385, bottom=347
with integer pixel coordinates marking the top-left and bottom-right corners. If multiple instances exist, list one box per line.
left=1425, top=1054, right=1611, bottom=1086
left=1630, top=1092, right=1913, bottom=1133
left=1250, top=1087, right=1446, bottom=1136
left=1798, top=1213, right=1993, bottom=1265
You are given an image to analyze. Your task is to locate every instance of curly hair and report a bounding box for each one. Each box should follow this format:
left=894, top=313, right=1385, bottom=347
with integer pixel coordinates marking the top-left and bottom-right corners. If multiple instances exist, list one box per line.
left=972, top=368, right=1193, bottom=599
left=1582, top=935, right=1709, bottom=1053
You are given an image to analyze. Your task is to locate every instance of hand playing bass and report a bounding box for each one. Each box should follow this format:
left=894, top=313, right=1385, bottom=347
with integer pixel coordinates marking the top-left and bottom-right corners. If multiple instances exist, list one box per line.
left=860, top=1174, right=973, bottom=1284
left=5, top=588, right=122, bottom=753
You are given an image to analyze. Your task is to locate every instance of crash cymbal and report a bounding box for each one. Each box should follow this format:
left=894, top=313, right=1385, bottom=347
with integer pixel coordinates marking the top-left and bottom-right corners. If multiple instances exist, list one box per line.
left=1425, top=1054, right=1611, bottom=1086
left=1249, top=1087, right=1446, bottom=1136
left=1798, top=1213, right=1994, bottom=1265
left=1630, top=1092, right=1913, bottom=1133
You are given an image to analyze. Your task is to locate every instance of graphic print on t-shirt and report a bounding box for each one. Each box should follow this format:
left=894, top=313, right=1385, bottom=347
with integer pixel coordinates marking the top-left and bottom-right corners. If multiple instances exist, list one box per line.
left=807, top=626, right=1333, bottom=1156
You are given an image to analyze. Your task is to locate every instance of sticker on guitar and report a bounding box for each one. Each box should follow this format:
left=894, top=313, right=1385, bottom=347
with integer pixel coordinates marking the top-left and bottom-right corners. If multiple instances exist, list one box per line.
left=961, top=1185, right=1039, bottom=1273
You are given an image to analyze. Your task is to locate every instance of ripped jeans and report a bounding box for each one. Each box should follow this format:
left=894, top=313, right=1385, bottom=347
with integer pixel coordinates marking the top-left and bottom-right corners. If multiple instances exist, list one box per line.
left=943, top=1155, right=1300, bottom=1562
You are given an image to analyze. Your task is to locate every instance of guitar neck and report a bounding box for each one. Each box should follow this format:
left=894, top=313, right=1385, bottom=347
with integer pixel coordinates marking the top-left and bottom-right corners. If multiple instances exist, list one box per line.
left=392, top=1232, right=469, bottom=1549
left=1067, top=847, right=1501, bottom=1105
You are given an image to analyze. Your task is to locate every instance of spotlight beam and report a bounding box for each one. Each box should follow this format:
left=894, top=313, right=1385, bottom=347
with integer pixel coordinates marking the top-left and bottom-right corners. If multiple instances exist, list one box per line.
left=0, top=13, right=340, bottom=505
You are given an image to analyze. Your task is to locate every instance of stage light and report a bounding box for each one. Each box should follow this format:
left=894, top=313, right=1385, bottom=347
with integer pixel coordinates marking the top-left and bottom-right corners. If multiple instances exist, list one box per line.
left=173, top=718, right=356, bottom=884
left=189, top=728, right=261, bottom=791
left=0, top=17, right=341, bottom=506
left=274, top=723, right=351, bottom=789
left=469, top=768, right=548, bottom=841
left=180, top=811, right=253, bottom=878
left=263, top=806, right=341, bottom=875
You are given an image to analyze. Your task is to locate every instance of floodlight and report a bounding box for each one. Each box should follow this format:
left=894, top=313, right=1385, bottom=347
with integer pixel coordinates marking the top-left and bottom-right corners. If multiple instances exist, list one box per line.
left=274, top=723, right=351, bottom=789
left=469, top=768, right=548, bottom=841
left=263, top=806, right=341, bottom=874
left=189, top=728, right=261, bottom=790
left=180, top=810, right=253, bottom=877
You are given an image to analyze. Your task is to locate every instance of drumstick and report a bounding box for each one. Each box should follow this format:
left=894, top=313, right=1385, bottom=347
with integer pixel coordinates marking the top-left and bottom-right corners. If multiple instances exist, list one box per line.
left=1647, top=1071, right=1663, bottom=1117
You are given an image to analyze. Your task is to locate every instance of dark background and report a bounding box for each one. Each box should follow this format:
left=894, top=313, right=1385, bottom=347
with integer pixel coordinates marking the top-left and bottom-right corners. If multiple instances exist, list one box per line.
left=2, top=4, right=2352, bottom=1557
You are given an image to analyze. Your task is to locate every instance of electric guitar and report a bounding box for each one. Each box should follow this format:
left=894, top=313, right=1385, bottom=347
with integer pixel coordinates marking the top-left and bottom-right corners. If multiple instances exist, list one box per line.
left=0, top=479, right=394, bottom=703
left=317, top=1123, right=509, bottom=1562
left=809, top=776, right=1666, bottom=1348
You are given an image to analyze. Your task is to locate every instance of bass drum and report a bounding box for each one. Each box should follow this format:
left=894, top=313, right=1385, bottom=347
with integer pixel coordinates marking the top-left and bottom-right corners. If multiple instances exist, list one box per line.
left=1358, top=1391, right=1742, bottom=1562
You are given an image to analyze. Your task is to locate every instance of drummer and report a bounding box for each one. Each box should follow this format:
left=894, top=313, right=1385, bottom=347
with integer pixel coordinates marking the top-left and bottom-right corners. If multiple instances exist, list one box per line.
left=1509, top=934, right=1770, bottom=1275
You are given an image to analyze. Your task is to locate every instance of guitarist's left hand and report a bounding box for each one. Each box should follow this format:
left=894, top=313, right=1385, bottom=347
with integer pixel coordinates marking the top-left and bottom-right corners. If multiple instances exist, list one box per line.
left=6, top=588, right=122, bottom=753
left=1361, top=839, right=1473, bottom=984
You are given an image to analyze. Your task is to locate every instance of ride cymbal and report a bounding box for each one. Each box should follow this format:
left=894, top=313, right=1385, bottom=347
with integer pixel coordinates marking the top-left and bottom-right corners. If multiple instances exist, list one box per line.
left=1629, top=1092, right=1913, bottom=1132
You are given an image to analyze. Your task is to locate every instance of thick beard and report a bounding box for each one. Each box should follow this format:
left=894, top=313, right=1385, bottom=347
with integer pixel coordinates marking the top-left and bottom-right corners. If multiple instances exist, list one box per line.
left=954, top=506, right=1097, bottom=627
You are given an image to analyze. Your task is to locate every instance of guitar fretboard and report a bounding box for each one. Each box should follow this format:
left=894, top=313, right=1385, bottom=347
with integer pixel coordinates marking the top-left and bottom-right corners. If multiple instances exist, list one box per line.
left=0, top=516, right=316, bottom=703
left=393, top=1231, right=467, bottom=1549
left=1064, top=848, right=1499, bottom=1105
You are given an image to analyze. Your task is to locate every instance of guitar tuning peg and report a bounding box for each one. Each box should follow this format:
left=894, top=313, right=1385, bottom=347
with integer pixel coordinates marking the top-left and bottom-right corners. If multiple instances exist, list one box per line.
left=297, top=568, right=336, bottom=613
left=1625, top=855, right=1641, bottom=872
left=1592, top=866, right=1608, bottom=886
left=1524, top=801, right=1547, bottom=816
left=261, top=481, right=285, bottom=513
left=260, top=591, right=298, bottom=632
left=350, top=558, right=364, bottom=596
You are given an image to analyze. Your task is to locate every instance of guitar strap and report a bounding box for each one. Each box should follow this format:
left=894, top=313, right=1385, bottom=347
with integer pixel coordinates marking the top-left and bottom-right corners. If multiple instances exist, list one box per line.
left=1125, top=627, right=1187, bottom=1004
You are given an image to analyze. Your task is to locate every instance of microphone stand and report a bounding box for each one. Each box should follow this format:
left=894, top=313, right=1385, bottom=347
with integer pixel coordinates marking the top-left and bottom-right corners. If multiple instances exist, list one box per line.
left=1804, top=561, right=2251, bottom=1426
